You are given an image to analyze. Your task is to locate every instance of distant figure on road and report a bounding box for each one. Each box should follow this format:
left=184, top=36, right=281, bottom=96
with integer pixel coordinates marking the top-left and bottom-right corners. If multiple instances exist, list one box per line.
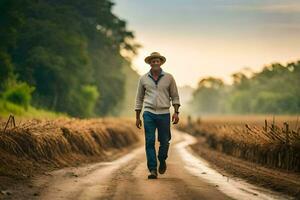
left=134, top=52, right=181, bottom=179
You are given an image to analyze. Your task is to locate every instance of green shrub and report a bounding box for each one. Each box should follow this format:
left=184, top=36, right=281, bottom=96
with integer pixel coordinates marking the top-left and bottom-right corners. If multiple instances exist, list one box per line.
left=3, top=83, right=35, bottom=110
left=80, top=85, right=100, bottom=117
left=68, top=85, right=100, bottom=117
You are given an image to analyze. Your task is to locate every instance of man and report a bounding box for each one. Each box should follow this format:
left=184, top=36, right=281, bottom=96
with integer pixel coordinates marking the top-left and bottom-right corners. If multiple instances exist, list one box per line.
left=134, top=52, right=181, bottom=179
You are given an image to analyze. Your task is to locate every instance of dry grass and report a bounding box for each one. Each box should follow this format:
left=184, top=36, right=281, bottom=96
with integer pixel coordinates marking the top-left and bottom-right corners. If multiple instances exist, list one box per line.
left=178, top=115, right=300, bottom=172
left=0, top=116, right=142, bottom=178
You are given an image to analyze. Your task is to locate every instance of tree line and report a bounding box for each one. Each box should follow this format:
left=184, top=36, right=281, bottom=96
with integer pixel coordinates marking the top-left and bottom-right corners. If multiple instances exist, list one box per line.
left=190, top=61, right=300, bottom=115
left=0, top=0, right=139, bottom=117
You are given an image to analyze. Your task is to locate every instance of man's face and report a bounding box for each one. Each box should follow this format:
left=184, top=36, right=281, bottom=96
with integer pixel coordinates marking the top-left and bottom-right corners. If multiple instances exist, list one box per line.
left=150, top=57, right=162, bottom=70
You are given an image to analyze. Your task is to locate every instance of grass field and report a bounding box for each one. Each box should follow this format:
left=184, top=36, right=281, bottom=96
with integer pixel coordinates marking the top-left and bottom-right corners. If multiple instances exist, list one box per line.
left=0, top=100, right=67, bottom=119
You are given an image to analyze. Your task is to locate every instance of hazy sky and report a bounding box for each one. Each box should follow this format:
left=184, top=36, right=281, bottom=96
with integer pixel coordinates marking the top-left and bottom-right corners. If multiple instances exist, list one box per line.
left=112, top=0, right=300, bottom=87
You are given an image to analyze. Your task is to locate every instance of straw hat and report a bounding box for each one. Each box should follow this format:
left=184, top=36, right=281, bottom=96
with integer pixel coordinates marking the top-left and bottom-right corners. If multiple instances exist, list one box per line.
left=144, top=52, right=166, bottom=65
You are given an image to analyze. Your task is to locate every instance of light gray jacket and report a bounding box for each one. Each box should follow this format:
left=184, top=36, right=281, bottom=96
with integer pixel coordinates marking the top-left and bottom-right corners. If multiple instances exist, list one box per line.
left=134, top=69, right=181, bottom=114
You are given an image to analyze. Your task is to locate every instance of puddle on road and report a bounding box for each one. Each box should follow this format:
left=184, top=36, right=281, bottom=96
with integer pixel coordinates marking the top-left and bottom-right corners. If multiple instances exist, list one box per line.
left=175, top=132, right=293, bottom=200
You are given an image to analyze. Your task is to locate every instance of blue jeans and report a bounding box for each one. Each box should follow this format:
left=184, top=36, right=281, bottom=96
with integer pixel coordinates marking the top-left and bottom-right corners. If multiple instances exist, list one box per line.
left=142, top=111, right=171, bottom=172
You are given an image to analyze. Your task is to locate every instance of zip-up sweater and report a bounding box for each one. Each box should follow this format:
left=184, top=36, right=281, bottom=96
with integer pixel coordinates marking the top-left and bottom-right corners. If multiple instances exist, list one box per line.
left=134, top=68, right=181, bottom=114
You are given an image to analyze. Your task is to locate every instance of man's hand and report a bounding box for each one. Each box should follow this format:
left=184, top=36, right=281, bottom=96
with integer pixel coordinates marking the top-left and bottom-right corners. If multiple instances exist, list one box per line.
left=135, top=110, right=142, bottom=129
left=136, top=118, right=142, bottom=129
left=172, top=113, right=179, bottom=124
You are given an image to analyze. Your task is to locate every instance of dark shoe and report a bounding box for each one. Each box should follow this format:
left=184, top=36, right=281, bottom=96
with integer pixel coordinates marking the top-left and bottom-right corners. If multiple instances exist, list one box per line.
left=159, top=160, right=167, bottom=174
left=148, top=170, right=157, bottom=179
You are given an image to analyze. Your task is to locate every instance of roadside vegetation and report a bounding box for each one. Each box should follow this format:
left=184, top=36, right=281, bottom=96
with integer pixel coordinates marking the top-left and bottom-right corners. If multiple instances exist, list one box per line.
left=177, top=115, right=300, bottom=197
left=0, top=117, right=142, bottom=178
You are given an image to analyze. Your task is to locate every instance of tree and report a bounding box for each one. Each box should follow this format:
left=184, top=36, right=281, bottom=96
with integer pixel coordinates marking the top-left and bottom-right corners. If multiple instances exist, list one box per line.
left=0, top=0, right=140, bottom=117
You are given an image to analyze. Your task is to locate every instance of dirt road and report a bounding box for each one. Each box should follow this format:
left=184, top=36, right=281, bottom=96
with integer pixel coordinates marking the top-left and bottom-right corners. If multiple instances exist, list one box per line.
left=7, top=129, right=290, bottom=200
